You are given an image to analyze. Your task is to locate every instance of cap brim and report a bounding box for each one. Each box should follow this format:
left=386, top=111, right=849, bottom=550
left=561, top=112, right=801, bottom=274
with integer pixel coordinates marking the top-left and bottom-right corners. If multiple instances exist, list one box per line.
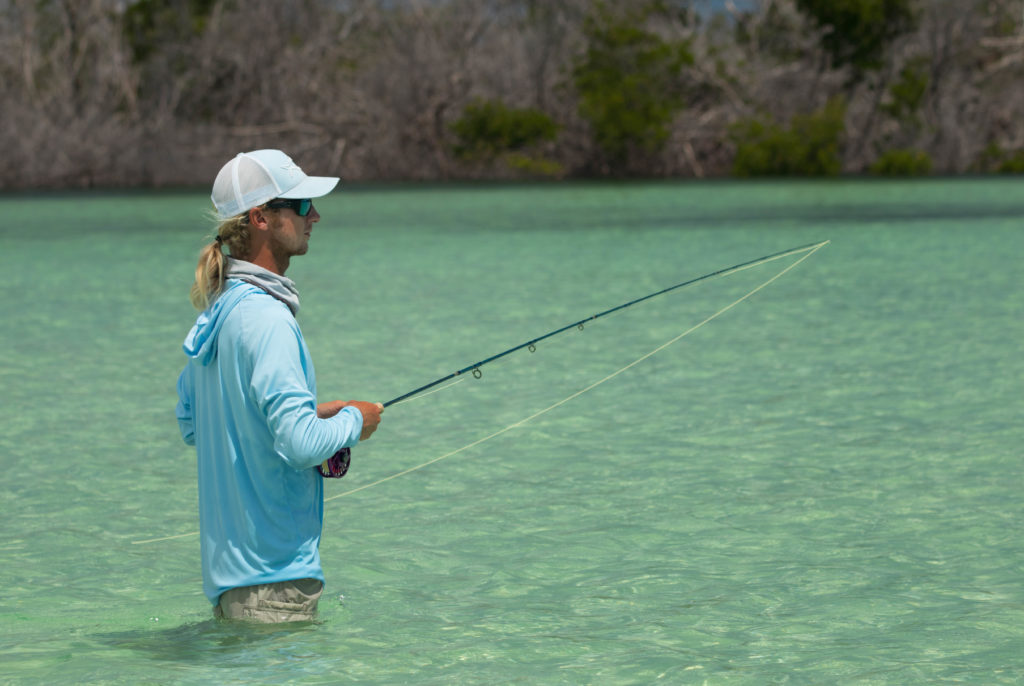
left=278, top=175, right=340, bottom=200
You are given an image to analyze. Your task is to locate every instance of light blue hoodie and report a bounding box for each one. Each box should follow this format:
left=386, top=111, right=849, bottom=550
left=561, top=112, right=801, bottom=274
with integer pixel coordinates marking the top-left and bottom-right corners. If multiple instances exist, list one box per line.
left=176, top=278, right=362, bottom=605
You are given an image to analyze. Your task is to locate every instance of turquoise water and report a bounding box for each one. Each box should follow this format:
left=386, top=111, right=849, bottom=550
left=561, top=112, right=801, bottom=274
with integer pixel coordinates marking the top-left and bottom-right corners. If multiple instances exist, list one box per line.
left=1, top=179, right=1022, bottom=684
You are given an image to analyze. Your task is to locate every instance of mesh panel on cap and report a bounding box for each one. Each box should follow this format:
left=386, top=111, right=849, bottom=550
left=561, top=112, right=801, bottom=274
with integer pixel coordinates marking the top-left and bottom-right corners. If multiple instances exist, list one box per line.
left=211, top=153, right=283, bottom=218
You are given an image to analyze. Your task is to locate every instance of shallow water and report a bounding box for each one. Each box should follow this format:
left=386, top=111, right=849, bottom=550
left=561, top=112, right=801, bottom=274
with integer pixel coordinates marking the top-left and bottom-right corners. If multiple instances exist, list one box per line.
left=1, top=179, right=1022, bottom=684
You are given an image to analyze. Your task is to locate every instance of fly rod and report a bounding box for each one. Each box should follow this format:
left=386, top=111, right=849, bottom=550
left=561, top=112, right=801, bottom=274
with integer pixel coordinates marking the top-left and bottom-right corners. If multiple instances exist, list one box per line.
left=383, top=240, right=828, bottom=408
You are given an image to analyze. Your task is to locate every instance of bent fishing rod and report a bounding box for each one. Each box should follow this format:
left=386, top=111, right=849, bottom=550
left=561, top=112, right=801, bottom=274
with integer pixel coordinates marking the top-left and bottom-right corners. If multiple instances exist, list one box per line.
left=383, top=240, right=828, bottom=408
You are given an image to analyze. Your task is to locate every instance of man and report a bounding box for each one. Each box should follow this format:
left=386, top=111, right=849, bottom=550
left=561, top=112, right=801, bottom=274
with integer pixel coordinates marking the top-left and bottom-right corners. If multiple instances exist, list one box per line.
left=175, top=149, right=383, bottom=623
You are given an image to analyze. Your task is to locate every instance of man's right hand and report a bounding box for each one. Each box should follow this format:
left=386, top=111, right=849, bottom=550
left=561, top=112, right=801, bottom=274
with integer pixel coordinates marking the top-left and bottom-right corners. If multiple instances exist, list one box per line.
left=344, top=401, right=384, bottom=441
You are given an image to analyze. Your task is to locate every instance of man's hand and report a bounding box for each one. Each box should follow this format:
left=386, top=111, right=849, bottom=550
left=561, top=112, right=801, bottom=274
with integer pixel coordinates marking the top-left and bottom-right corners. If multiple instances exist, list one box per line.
left=316, top=400, right=347, bottom=419
left=317, top=400, right=384, bottom=441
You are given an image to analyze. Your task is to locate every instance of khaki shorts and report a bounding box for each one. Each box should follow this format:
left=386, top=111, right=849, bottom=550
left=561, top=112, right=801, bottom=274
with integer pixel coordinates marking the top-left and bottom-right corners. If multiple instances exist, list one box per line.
left=214, top=578, right=323, bottom=623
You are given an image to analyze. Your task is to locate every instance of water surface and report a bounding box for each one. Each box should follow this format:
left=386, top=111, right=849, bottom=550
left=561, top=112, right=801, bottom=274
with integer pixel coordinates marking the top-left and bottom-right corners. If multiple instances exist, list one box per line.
left=1, top=179, right=1021, bottom=684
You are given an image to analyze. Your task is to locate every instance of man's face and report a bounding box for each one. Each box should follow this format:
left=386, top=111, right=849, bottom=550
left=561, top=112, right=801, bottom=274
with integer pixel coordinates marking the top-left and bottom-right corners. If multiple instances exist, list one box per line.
left=268, top=202, right=320, bottom=259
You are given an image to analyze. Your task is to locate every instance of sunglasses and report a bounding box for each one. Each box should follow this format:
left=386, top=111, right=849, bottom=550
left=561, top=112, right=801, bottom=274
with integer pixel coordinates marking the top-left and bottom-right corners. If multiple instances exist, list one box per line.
left=266, top=198, right=314, bottom=216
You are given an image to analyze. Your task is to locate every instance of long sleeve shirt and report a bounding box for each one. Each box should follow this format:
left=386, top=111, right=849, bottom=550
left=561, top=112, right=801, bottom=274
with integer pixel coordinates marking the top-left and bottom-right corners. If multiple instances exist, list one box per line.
left=176, top=280, right=362, bottom=604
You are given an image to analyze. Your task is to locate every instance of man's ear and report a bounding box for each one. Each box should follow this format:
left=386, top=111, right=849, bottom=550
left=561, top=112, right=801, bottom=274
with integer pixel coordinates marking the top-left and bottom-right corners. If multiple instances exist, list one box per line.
left=248, top=206, right=269, bottom=229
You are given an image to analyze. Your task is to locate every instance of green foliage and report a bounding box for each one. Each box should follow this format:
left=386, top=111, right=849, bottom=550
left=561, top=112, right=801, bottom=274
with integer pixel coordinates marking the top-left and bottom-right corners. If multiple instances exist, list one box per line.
left=998, top=151, right=1024, bottom=174
left=978, top=144, right=1024, bottom=174
left=451, top=100, right=559, bottom=159
left=504, top=152, right=565, bottom=178
left=795, top=0, right=916, bottom=72
left=572, top=2, right=694, bottom=169
left=882, top=58, right=929, bottom=124
left=451, top=99, right=562, bottom=177
left=122, top=0, right=217, bottom=63
left=730, top=98, right=847, bottom=177
left=870, top=148, right=932, bottom=176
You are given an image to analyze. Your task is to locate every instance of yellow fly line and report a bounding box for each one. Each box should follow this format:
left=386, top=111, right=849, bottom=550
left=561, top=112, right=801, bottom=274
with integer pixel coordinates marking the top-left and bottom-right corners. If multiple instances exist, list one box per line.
left=131, top=240, right=829, bottom=546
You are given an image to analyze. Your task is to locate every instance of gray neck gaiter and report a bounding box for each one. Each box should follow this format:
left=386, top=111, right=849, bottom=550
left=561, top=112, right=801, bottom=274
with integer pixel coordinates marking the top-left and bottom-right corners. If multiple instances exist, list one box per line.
left=225, top=257, right=300, bottom=315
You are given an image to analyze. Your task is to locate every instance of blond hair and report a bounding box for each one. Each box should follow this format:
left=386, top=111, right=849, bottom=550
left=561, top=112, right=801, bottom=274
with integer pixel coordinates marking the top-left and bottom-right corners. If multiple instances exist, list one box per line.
left=189, top=213, right=253, bottom=310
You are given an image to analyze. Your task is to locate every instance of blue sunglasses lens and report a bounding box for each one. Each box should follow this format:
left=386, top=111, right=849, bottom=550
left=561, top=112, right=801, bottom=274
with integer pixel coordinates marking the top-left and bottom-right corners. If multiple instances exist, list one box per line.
left=268, top=199, right=313, bottom=216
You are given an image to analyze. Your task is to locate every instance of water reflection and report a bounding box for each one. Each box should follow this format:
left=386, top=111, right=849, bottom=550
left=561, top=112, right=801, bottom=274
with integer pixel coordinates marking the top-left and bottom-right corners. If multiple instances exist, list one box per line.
left=99, top=618, right=322, bottom=665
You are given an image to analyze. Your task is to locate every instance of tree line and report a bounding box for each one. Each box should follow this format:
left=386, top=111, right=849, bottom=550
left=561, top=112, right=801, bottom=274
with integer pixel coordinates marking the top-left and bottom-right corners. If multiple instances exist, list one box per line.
left=2, top=0, right=1023, bottom=189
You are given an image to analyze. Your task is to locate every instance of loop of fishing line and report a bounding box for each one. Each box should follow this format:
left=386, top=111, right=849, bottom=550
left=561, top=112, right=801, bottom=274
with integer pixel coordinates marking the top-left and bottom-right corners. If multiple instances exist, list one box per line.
left=130, top=240, right=828, bottom=545
left=323, top=240, right=829, bottom=503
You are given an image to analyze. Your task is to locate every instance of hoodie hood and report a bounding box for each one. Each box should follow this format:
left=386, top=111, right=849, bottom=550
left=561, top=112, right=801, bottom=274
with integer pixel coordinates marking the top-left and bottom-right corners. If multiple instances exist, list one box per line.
left=183, top=281, right=257, bottom=366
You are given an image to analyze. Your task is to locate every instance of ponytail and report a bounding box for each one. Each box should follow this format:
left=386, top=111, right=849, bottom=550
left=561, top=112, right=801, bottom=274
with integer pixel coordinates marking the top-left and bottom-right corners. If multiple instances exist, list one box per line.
left=189, top=213, right=252, bottom=310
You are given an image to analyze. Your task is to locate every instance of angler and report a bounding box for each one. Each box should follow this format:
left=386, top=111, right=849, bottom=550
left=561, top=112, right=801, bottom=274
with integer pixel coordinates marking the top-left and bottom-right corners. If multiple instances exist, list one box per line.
left=175, top=150, right=383, bottom=623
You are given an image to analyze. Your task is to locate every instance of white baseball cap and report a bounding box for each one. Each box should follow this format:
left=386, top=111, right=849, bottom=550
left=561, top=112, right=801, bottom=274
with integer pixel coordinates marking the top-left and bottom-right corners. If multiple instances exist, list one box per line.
left=211, top=149, right=340, bottom=219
